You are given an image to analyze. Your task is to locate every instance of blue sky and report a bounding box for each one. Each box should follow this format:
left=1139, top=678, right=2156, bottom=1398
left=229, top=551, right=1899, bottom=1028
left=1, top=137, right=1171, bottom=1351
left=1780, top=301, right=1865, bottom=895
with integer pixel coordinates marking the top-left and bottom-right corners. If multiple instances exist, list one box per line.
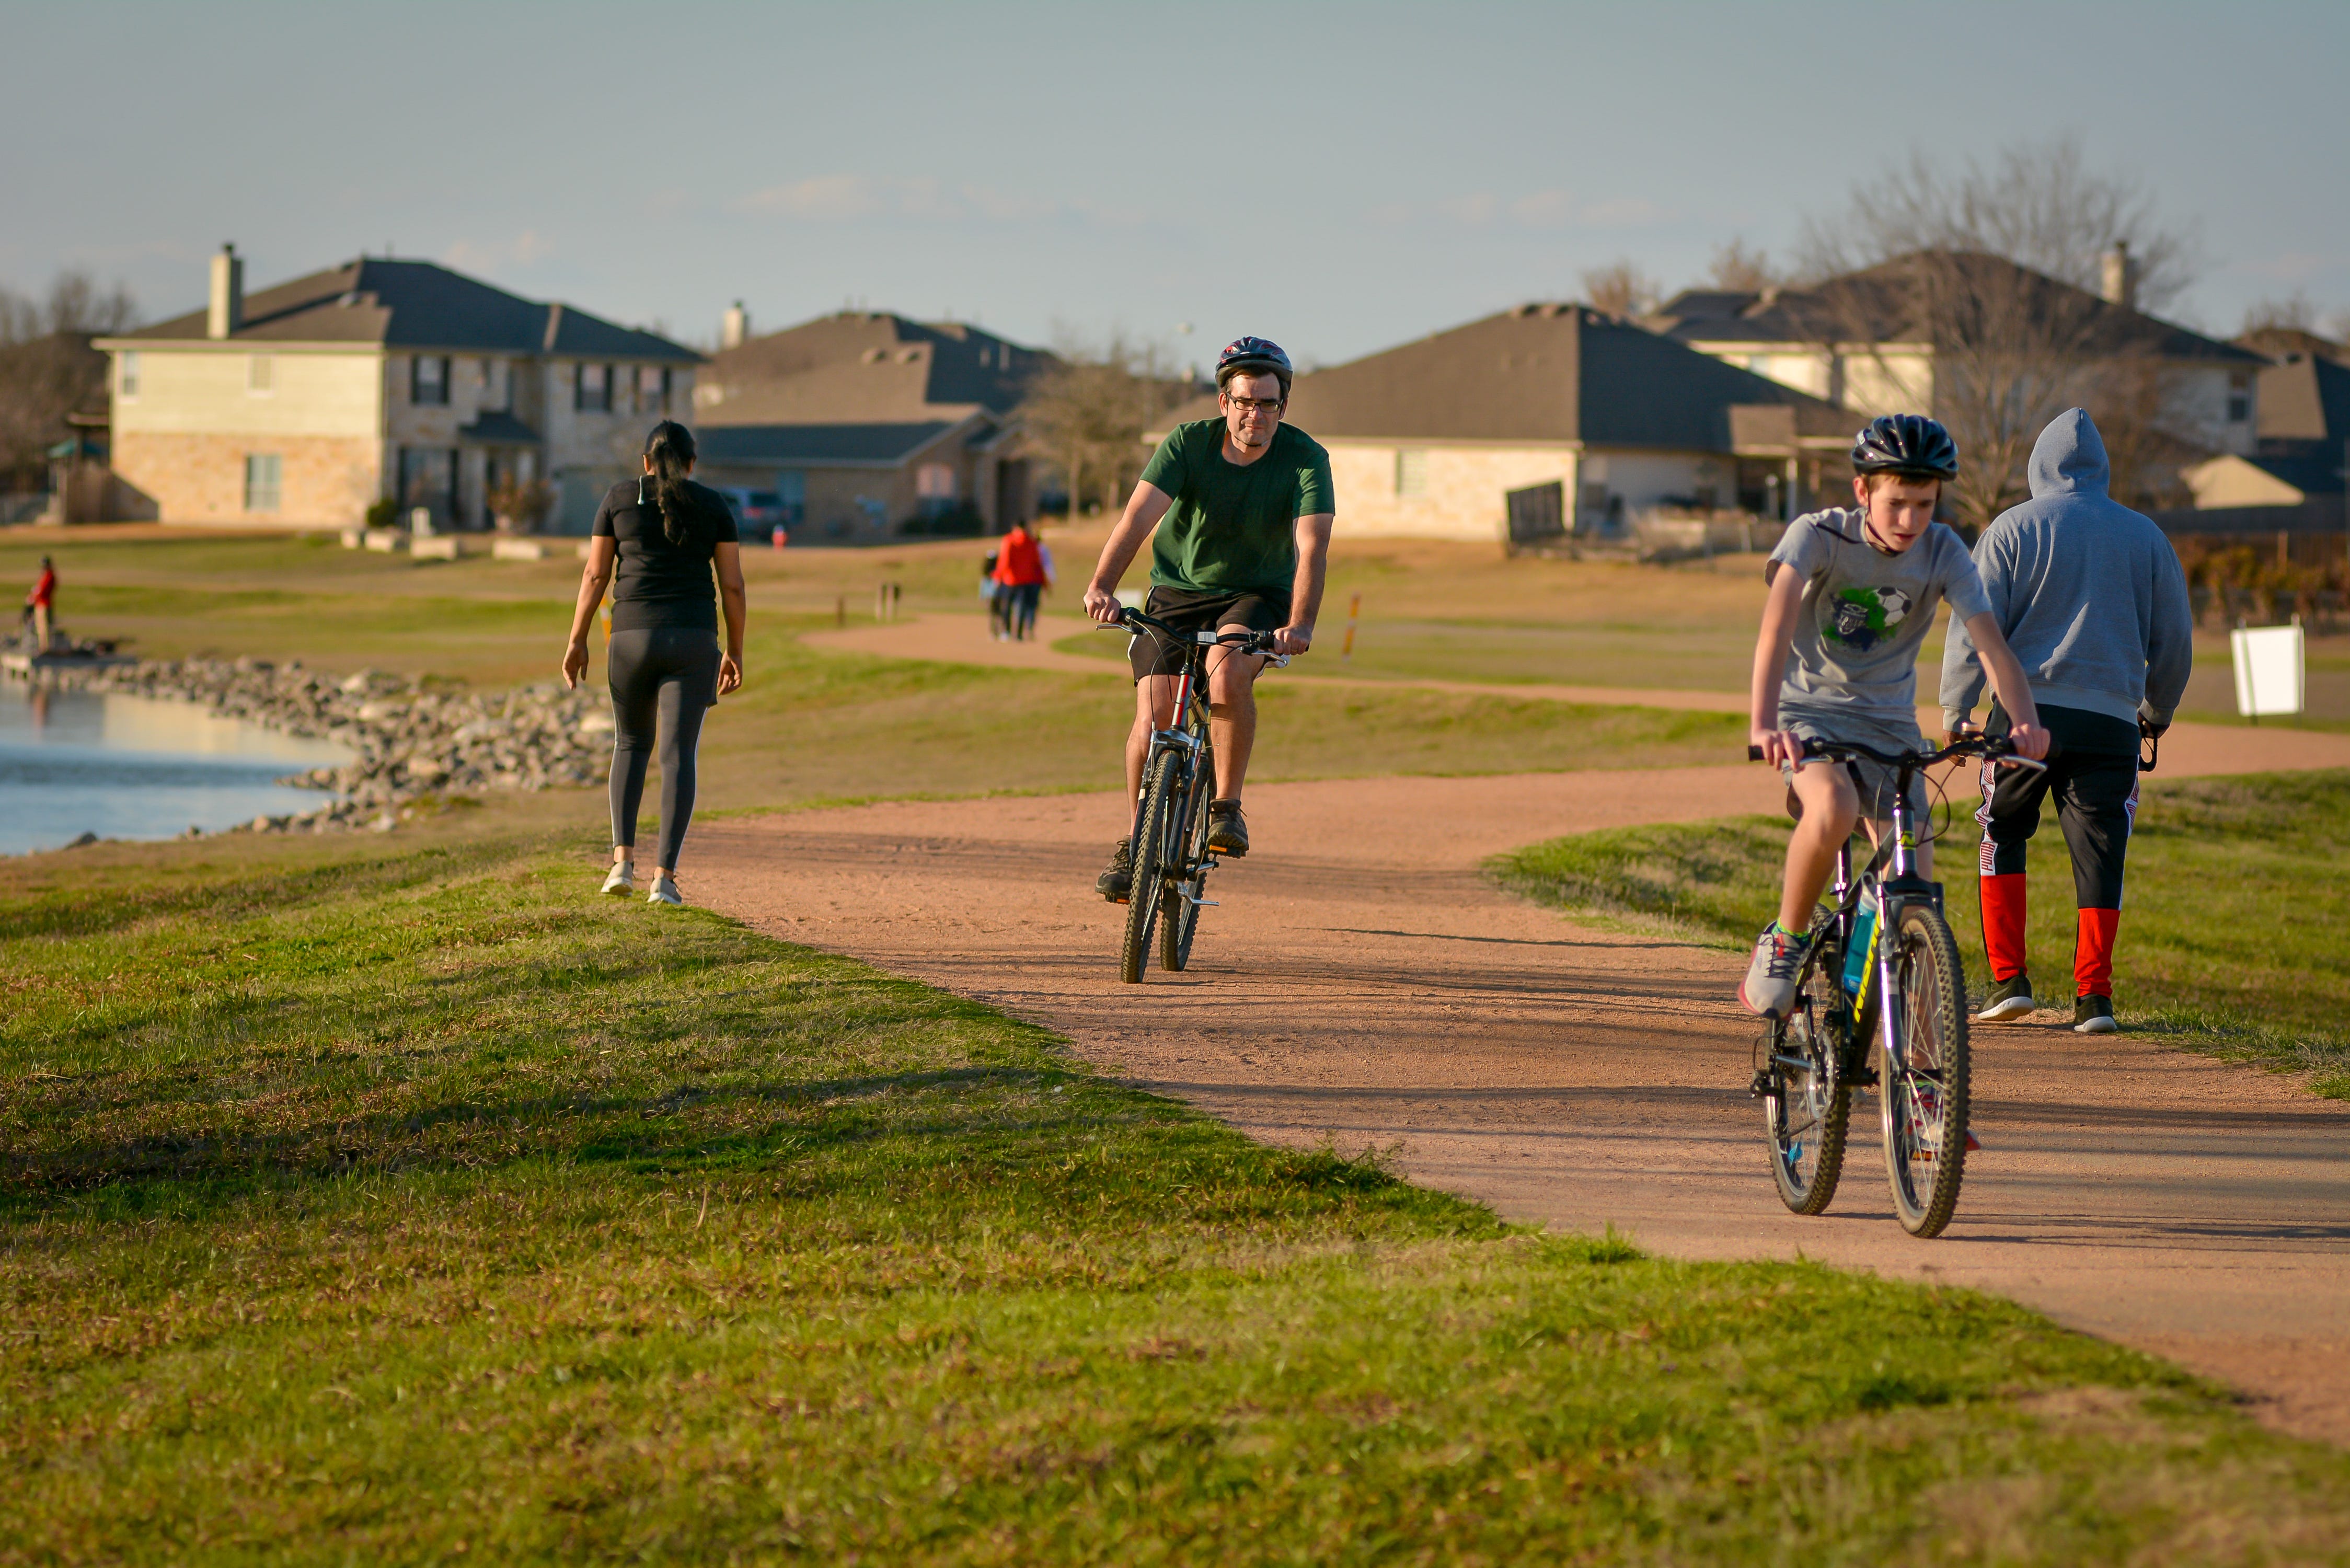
left=6, top=1, right=2344, bottom=370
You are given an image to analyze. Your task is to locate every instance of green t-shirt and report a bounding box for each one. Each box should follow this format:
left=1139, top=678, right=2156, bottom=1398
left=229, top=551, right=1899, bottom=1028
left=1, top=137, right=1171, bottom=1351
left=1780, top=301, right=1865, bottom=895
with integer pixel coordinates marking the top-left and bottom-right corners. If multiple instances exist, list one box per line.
left=1139, top=418, right=1334, bottom=595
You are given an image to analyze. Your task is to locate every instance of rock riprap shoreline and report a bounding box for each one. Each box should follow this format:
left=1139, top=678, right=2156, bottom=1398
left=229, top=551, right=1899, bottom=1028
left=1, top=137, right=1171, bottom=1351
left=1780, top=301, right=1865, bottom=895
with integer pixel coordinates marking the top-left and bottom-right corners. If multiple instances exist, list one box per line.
left=53, top=658, right=610, bottom=835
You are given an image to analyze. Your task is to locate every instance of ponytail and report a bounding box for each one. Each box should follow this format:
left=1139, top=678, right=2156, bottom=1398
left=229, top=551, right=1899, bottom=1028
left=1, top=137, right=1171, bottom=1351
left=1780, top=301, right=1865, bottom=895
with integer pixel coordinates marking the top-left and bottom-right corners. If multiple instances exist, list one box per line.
left=641, top=419, right=711, bottom=546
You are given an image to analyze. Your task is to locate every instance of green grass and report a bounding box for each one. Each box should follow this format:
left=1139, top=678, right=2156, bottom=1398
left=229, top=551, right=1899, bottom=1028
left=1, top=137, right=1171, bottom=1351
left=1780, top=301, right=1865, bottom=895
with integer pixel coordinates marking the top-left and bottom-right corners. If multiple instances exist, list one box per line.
left=1489, top=770, right=2350, bottom=1098
left=7, top=837, right=2348, bottom=1560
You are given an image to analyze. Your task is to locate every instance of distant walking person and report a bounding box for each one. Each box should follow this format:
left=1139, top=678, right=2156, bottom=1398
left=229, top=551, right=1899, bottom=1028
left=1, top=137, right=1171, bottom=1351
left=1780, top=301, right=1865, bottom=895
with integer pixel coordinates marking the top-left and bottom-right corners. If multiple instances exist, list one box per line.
left=992, top=518, right=1050, bottom=640
left=25, top=556, right=55, bottom=650
left=1941, top=408, right=2193, bottom=1034
left=562, top=421, right=746, bottom=906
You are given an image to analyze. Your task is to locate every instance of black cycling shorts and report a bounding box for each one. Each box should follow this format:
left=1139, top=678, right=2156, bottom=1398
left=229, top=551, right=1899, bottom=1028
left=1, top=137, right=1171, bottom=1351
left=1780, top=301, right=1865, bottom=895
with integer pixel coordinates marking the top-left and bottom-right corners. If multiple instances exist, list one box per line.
left=1127, top=584, right=1290, bottom=681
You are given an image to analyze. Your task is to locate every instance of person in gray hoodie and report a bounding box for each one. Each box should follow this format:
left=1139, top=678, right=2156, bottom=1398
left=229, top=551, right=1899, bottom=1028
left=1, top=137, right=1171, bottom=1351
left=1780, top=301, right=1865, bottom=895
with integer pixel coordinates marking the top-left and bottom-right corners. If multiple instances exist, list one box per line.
left=1941, top=408, right=2193, bottom=1034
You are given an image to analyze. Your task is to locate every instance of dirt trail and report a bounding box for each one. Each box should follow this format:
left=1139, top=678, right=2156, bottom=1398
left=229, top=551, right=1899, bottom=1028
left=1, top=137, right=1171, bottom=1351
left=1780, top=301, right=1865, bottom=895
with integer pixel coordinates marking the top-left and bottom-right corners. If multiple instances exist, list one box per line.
left=690, top=615, right=2350, bottom=1444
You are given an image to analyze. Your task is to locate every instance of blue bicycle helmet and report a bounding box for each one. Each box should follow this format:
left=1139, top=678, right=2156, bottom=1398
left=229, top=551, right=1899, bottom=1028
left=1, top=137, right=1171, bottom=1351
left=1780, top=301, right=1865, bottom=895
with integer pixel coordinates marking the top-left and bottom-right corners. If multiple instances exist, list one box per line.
left=1215, top=336, right=1293, bottom=397
left=1851, top=413, right=1959, bottom=480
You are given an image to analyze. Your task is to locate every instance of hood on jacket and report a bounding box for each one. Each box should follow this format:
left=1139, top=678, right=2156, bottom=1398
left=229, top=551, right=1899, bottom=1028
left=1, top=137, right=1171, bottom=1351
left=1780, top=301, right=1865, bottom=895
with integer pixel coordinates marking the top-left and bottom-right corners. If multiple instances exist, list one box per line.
left=2026, top=407, right=2111, bottom=499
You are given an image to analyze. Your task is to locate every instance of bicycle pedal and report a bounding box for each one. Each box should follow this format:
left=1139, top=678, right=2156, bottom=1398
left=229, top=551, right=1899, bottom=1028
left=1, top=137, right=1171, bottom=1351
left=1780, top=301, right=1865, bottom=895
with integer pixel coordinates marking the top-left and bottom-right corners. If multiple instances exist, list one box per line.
left=1747, top=1069, right=1777, bottom=1100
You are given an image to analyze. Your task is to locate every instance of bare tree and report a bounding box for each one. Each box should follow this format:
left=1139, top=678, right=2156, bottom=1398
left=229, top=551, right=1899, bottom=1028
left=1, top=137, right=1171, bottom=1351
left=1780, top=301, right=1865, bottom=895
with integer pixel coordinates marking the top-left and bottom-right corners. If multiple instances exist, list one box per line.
left=0, top=268, right=140, bottom=490
left=1580, top=259, right=1660, bottom=317
left=1793, top=136, right=2201, bottom=529
left=1707, top=238, right=1780, bottom=293
left=1020, top=331, right=1194, bottom=518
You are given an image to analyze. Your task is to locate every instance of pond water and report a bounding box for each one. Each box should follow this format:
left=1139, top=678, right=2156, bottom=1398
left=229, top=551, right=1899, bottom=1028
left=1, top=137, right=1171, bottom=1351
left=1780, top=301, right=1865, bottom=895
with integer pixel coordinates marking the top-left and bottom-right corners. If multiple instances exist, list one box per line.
left=0, top=683, right=353, bottom=855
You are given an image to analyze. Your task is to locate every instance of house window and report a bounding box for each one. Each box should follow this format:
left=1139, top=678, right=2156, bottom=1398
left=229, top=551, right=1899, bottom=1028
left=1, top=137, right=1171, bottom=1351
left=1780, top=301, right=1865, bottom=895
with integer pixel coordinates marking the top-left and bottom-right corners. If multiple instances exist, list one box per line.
left=244, top=454, right=282, bottom=513
left=637, top=365, right=672, bottom=413
left=398, top=447, right=457, bottom=521
left=575, top=363, right=612, bottom=412
left=915, top=462, right=957, bottom=517
left=118, top=351, right=140, bottom=399
left=1394, top=448, right=1429, bottom=498
left=2227, top=372, right=2251, bottom=424
left=411, top=354, right=450, bottom=406
left=247, top=354, right=274, bottom=395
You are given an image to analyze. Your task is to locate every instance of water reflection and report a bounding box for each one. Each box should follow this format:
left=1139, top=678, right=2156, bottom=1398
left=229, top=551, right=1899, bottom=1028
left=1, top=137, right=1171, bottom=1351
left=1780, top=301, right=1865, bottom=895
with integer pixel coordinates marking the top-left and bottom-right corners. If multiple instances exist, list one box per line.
left=1, top=684, right=352, bottom=854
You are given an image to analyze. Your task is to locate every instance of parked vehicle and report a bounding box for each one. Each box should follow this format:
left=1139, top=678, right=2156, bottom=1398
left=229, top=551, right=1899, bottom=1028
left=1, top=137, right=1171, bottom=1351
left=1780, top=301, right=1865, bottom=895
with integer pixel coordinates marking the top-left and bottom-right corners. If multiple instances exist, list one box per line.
left=711, top=487, right=791, bottom=532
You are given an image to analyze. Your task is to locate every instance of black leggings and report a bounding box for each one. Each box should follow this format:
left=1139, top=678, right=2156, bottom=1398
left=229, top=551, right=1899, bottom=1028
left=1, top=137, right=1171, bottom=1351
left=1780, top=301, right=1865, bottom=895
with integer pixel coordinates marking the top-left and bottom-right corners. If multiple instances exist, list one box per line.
left=606, top=626, right=720, bottom=870
left=1975, top=703, right=2140, bottom=907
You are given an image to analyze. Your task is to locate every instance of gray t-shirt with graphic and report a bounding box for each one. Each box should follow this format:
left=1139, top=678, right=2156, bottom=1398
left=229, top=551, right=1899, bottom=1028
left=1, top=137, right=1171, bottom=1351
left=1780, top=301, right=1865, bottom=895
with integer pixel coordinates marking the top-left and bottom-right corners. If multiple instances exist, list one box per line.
left=1766, top=508, right=1990, bottom=747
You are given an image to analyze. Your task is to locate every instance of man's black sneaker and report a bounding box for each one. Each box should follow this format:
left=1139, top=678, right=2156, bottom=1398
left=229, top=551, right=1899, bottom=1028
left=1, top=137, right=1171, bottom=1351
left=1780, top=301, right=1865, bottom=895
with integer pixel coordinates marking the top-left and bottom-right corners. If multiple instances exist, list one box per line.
left=1096, top=838, right=1134, bottom=901
left=1977, top=973, right=2037, bottom=1022
left=2073, top=994, right=2119, bottom=1034
left=1206, top=800, right=1249, bottom=856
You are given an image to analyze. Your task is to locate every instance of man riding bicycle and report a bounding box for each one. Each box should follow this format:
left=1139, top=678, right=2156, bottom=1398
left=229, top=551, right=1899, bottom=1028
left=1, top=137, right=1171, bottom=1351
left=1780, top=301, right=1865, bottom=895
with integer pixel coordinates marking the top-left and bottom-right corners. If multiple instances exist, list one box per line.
left=1085, top=337, right=1335, bottom=899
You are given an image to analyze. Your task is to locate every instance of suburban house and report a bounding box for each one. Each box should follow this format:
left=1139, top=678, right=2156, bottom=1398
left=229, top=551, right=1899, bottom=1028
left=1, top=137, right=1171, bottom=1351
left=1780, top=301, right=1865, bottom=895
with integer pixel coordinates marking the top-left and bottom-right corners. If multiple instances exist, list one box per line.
left=1154, top=303, right=1853, bottom=546
left=2181, top=351, right=2349, bottom=511
left=95, top=247, right=702, bottom=531
left=1644, top=249, right=2265, bottom=460
left=692, top=308, right=1049, bottom=539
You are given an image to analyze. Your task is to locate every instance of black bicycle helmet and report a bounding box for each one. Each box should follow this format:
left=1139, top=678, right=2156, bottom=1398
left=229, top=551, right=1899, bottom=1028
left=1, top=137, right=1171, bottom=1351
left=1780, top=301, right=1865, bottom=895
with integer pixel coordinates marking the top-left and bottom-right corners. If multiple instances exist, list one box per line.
left=1215, top=335, right=1293, bottom=397
left=1851, top=413, right=1958, bottom=479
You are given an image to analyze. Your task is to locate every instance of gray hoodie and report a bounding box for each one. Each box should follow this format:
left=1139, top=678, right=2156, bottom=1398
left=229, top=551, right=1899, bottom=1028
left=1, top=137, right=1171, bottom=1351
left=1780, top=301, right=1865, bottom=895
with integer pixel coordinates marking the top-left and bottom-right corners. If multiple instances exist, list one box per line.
left=1940, top=408, right=2193, bottom=732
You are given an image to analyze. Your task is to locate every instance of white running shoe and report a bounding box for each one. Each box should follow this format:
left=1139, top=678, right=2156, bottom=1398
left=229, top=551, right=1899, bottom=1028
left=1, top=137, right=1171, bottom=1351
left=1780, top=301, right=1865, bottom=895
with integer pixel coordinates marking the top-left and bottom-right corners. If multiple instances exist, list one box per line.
left=1739, top=925, right=1808, bottom=1019
left=647, top=875, right=683, bottom=907
left=601, top=862, right=636, bottom=897
left=1976, top=975, right=2037, bottom=1022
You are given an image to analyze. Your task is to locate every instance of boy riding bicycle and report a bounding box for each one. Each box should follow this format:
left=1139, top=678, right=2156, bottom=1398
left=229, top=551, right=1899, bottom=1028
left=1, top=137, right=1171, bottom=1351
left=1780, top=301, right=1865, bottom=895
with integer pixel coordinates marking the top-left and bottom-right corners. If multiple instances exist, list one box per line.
left=1084, top=337, right=1335, bottom=897
left=1743, top=414, right=2049, bottom=1019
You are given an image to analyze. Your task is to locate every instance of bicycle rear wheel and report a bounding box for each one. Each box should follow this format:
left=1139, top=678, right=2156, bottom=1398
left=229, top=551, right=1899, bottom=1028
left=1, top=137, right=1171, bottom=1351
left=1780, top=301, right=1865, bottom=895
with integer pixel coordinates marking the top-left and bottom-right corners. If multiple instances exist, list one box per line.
left=1881, top=902, right=1971, bottom=1237
left=1768, top=908, right=1851, bottom=1214
left=1159, top=745, right=1212, bottom=973
left=1119, top=751, right=1180, bottom=983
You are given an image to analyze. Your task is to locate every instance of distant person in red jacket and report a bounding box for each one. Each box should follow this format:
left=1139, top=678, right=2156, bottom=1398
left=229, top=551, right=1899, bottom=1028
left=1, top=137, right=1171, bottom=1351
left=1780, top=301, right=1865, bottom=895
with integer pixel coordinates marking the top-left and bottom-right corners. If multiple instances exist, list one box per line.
left=991, top=520, right=1052, bottom=640
left=25, top=556, right=55, bottom=651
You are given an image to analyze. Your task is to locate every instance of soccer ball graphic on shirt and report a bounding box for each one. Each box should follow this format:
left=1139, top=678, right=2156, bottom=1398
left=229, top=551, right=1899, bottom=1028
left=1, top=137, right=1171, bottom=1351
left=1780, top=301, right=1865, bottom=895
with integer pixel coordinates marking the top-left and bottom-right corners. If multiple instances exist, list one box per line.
left=1826, top=585, right=1913, bottom=653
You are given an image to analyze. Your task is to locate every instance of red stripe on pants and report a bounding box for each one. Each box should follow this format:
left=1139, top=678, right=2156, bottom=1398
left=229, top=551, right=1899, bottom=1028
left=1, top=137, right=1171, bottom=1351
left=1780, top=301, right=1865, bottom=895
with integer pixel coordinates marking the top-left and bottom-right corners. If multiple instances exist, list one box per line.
left=1980, top=873, right=2028, bottom=983
left=2077, top=907, right=2119, bottom=1000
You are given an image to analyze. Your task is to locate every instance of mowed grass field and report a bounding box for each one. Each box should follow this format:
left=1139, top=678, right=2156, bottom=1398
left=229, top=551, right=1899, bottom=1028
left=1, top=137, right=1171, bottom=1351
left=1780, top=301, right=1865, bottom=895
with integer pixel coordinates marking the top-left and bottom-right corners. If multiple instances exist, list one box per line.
left=1492, top=770, right=2350, bottom=1099
left=7, top=833, right=2349, bottom=1561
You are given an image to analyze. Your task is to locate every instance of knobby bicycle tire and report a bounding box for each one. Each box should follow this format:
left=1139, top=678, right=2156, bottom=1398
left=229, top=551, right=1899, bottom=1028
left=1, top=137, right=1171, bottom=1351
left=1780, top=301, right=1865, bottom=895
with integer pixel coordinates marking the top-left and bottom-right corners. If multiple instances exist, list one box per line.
left=1120, top=751, right=1180, bottom=983
left=1882, top=902, right=1971, bottom=1237
left=1159, top=742, right=1213, bottom=973
left=1768, top=905, right=1852, bottom=1214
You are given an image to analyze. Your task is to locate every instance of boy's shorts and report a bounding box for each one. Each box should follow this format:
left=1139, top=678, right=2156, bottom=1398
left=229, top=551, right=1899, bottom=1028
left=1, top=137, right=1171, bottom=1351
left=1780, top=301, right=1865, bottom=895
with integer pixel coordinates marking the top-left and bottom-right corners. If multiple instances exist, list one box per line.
left=1779, top=716, right=1927, bottom=824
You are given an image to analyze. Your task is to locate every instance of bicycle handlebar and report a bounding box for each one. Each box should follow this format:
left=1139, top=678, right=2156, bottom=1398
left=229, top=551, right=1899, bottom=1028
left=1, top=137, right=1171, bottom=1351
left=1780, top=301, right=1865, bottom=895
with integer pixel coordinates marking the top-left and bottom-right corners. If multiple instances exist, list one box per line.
left=1098, top=605, right=1289, bottom=662
left=1746, top=733, right=2047, bottom=773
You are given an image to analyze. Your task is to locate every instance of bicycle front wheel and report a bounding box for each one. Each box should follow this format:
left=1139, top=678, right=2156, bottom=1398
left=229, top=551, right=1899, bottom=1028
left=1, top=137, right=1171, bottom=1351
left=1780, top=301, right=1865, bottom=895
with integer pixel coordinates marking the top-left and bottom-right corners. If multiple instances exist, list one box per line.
left=1768, top=907, right=1851, bottom=1214
left=1881, top=902, right=1971, bottom=1237
left=1119, top=751, right=1181, bottom=983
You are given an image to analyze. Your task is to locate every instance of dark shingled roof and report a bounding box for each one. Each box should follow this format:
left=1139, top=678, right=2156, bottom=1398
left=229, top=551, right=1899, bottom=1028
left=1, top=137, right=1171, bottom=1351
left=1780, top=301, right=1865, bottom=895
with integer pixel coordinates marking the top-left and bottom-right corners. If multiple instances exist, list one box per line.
left=115, top=258, right=700, bottom=363
left=1648, top=253, right=2262, bottom=365
left=1161, top=304, right=1852, bottom=452
left=700, top=312, right=1050, bottom=424
left=457, top=410, right=542, bottom=445
left=695, top=420, right=973, bottom=467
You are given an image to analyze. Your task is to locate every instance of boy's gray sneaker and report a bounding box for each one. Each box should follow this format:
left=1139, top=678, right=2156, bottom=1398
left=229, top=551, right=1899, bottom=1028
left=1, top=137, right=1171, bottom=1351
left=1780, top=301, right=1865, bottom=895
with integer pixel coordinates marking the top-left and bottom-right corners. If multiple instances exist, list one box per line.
left=1739, top=925, right=1808, bottom=1019
left=2072, top=994, right=2118, bottom=1034
left=647, top=874, right=683, bottom=907
left=1096, top=839, right=1134, bottom=901
left=1977, top=974, right=2037, bottom=1022
left=601, top=862, right=636, bottom=897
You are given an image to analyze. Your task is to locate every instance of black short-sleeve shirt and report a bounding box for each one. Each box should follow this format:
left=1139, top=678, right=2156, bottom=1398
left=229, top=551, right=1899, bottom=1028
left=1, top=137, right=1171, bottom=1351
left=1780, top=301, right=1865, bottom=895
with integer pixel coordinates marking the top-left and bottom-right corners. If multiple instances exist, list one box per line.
left=592, top=478, right=739, bottom=632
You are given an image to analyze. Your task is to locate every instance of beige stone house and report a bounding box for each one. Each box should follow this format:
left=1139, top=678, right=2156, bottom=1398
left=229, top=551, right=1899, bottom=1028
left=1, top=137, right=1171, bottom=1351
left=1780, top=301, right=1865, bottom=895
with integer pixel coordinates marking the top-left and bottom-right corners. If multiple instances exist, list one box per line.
left=692, top=309, right=1047, bottom=539
left=1645, top=250, right=2265, bottom=458
left=2181, top=350, right=2347, bottom=511
left=1156, top=303, right=1852, bottom=545
left=96, top=247, right=701, bottom=530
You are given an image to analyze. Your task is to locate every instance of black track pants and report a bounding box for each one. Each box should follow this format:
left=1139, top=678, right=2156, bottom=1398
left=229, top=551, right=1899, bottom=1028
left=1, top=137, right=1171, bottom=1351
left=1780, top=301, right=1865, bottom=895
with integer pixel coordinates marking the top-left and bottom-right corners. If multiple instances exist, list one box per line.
left=606, top=626, right=720, bottom=870
left=1974, top=704, right=2140, bottom=907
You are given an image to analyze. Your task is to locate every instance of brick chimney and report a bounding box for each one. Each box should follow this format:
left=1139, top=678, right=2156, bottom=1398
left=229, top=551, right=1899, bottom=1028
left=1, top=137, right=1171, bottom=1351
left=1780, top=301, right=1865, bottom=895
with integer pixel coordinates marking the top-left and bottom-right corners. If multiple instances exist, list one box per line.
left=721, top=300, right=749, bottom=350
left=2099, top=240, right=2137, bottom=310
left=208, top=244, right=244, bottom=339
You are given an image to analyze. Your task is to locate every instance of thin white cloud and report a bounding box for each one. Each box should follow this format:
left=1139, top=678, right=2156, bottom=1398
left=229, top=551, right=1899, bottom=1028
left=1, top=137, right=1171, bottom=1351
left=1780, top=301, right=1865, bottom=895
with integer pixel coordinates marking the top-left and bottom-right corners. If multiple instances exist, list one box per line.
left=735, top=174, right=888, bottom=220
left=1579, top=197, right=1667, bottom=229
left=1373, top=189, right=1664, bottom=233
left=1509, top=189, right=1573, bottom=228
left=440, top=229, right=553, bottom=275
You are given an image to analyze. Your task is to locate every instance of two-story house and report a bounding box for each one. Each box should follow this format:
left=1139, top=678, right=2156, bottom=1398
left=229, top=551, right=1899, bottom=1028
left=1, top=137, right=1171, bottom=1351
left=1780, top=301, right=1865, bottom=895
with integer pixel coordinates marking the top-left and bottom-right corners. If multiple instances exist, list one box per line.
left=96, top=247, right=702, bottom=531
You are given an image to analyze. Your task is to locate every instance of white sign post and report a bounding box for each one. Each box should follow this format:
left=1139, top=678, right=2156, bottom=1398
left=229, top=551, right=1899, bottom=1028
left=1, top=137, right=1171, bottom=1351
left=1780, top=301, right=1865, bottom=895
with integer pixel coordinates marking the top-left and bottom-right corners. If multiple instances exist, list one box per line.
left=2231, top=623, right=2305, bottom=722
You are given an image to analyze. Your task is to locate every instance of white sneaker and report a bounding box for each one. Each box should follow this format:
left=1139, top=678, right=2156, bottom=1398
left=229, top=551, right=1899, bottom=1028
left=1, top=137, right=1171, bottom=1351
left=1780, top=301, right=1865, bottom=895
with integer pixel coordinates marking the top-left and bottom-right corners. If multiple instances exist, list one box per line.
left=601, top=862, right=636, bottom=896
left=647, top=875, right=683, bottom=906
left=1739, top=925, right=1808, bottom=1019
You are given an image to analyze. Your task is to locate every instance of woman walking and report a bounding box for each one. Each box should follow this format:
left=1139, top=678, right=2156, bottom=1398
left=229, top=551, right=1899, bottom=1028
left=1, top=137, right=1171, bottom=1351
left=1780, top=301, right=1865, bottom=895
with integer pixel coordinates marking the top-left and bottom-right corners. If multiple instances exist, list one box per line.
left=562, top=421, right=746, bottom=905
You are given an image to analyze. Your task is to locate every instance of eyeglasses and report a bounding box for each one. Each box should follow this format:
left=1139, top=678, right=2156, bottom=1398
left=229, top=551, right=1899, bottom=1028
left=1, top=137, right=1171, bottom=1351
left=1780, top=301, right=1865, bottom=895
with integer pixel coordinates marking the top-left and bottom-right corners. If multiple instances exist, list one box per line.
left=1224, top=394, right=1283, bottom=414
